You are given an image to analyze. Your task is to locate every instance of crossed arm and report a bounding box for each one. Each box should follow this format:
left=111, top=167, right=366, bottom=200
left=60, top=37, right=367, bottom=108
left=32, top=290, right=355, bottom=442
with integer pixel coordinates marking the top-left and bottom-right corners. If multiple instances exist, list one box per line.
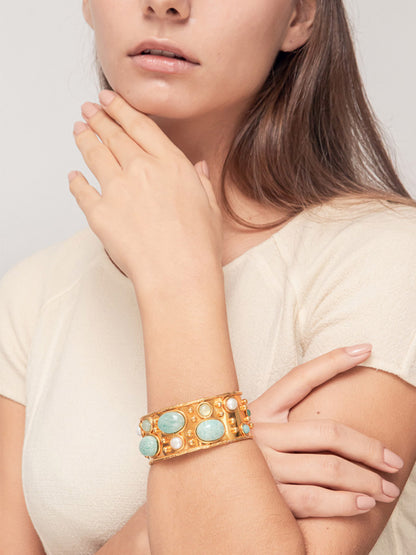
left=139, top=271, right=305, bottom=554
left=96, top=272, right=416, bottom=554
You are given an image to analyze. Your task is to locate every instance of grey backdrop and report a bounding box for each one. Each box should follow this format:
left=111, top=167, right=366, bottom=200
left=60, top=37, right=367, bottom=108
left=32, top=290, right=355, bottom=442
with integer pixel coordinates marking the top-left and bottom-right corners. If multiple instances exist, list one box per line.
left=1, top=1, right=415, bottom=276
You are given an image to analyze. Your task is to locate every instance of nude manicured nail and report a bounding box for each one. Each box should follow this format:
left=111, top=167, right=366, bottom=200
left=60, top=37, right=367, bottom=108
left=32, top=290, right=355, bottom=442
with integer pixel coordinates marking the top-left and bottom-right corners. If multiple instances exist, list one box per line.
left=382, top=480, right=400, bottom=498
left=356, top=496, right=376, bottom=510
left=384, top=448, right=404, bottom=469
left=73, top=121, right=88, bottom=135
left=344, top=343, right=372, bottom=356
left=81, top=102, right=99, bottom=118
left=99, top=89, right=116, bottom=106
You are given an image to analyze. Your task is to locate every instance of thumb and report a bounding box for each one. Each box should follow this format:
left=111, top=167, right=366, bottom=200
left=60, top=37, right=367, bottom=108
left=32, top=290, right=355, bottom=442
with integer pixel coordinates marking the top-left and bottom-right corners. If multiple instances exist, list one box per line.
left=195, top=159, right=210, bottom=179
left=195, top=160, right=219, bottom=211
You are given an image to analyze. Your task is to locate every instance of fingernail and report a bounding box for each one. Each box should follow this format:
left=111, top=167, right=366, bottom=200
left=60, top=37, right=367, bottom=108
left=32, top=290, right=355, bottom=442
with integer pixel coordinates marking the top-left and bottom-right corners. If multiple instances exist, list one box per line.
left=382, top=479, right=400, bottom=498
left=99, top=89, right=116, bottom=106
left=81, top=102, right=99, bottom=118
left=73, top=121, right=89, bottom=135
left=344, top=343, right=372, bottom=356
left=384, top=448, right=404, bottom=469
left=356, top=496, right=376, bottom=510
left=68, top=171, right=78, bottom=182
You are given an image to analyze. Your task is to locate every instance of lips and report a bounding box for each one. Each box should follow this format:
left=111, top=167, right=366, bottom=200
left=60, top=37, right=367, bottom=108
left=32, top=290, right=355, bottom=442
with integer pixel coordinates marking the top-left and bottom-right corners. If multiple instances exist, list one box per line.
left=128, top=38, right=200, bottom=65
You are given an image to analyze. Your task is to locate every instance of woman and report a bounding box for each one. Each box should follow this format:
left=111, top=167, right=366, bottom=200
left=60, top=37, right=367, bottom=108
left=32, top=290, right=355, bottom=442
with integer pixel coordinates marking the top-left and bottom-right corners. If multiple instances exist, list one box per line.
left=1, top=0, right=415, bottom=553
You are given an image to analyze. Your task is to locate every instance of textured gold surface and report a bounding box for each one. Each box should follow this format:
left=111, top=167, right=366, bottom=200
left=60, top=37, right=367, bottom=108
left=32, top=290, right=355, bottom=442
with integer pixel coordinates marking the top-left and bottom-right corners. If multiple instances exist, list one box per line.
left=139, top=391, right=253, bottom=465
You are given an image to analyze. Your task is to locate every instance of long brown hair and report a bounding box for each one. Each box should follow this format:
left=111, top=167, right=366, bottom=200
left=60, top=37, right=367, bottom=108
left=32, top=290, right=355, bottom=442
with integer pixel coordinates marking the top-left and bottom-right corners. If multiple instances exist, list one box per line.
left=94, top=0, right=416, bottom=230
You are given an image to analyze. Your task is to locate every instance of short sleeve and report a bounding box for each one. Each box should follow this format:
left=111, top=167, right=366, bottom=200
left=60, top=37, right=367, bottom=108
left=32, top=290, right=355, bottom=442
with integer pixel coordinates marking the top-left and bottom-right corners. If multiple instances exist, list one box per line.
left=297, top=206, right=416, bottom=387
left=0, top=249, right=55, bottom=405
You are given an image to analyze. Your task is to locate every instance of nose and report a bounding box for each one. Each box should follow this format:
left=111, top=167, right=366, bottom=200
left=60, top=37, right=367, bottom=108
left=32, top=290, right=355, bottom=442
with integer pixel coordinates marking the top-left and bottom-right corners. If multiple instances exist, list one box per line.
left=141, top=0, right=191, bottom=20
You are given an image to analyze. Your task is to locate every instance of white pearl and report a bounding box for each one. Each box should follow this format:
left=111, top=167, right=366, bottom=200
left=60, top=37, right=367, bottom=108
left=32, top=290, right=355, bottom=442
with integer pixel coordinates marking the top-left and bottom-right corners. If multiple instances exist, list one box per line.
left=170, top=437, right=183, bottom=450
left=226, top=397, right=238, bottom=410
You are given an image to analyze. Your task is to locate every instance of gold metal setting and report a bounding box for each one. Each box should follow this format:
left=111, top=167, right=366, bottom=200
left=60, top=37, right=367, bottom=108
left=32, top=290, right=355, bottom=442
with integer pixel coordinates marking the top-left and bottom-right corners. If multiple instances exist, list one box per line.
left=138, top=391, right=253, bottom=465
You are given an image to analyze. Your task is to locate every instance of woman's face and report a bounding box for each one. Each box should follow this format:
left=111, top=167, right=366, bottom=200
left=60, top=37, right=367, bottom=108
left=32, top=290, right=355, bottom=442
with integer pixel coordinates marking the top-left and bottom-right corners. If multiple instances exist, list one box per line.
left=83, top=0, right=305, bottom=121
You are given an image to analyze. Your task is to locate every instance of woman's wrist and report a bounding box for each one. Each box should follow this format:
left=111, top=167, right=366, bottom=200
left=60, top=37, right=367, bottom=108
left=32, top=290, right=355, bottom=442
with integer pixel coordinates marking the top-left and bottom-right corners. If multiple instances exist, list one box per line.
left=133, top=263, right=225, bottom=319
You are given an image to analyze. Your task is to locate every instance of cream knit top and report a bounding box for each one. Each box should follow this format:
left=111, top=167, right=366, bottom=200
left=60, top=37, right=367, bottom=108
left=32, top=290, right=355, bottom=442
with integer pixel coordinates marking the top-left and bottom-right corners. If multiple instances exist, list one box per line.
left=1, top=199, right=415, bottom=554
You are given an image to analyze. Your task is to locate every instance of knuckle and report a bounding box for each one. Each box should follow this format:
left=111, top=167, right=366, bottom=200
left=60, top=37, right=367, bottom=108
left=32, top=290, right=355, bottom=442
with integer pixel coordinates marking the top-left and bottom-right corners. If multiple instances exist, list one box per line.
left=327, top=348, right=341, bottom=364
left=373, top=475, right=385, bottom=496
left=106, top=130, right=122, bottom=152
left=368, top=438, right=385, bottom=462
left=300, top=486, right=319, bottom=512
left=171, top=147, right=187, bottom=163
left=323, top=455, right=342, bottom=478
left=130, top=121, right=148, bottom=139
left=141, top=161, right=158, bottom=181
left=319, top=419, right=342, bottom=444
left=107, top=174, right=126, bottom=189
left=126, top=157, right=143, bottom=175
left=84, top=144, right=102, bottom=165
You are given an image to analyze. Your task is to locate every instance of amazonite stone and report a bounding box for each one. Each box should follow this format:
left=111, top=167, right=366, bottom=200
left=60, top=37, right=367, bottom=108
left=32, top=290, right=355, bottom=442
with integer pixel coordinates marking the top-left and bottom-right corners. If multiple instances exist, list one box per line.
left=196, top=419, right=225, bottom=441
left=141, top=419, right=152, bottom=432
left=139, top=435, right=159, bottom=457
left=242, top=424, right=250, bottom=434
left=158, top=411, right=185, bottom=434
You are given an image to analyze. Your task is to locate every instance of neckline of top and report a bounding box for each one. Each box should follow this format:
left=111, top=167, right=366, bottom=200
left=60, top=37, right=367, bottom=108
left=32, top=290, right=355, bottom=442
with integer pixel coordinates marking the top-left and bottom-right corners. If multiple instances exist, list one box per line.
left=220, top=208, right=308, bottom=271
left=101, top=202, right=335, bottom=282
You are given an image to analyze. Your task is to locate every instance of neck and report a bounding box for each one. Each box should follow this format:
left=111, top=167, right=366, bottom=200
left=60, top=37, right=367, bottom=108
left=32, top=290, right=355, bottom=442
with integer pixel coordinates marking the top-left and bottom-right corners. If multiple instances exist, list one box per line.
left=147, top=105, right=287, bottom=244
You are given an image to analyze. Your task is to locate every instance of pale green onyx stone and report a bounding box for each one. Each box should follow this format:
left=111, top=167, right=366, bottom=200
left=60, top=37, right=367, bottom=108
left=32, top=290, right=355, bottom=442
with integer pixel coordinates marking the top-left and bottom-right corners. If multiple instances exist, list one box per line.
left=196, top=419, right=225, bottom=441
left=141, top=419, right=152, bottom=432
left=158, top=411, right=185, bottom=434
left=242, top=424, right=250, bottom=434
left=139, top=435, right=159, bottom=457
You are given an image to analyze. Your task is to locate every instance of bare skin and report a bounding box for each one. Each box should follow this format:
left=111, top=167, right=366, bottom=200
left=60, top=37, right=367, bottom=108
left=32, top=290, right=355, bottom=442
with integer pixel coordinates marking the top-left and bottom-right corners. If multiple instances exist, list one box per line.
left=64, top=1, right=416, bottom=553
left=81, top=0, right=316, bottom=262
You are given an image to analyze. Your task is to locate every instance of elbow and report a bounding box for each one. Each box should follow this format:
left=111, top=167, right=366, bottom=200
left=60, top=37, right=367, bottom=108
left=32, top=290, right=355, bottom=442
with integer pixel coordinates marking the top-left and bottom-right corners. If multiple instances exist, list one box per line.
left=293, top=537, right=307, bottom=555
left=268, top=528, right=306, bottom=554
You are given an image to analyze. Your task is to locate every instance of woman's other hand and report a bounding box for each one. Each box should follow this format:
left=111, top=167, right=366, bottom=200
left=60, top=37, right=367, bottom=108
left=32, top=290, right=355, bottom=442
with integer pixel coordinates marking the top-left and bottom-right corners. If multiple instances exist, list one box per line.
left=69, top=92, right=223, bottom=294
left=248, top=344, right=404, bottom=518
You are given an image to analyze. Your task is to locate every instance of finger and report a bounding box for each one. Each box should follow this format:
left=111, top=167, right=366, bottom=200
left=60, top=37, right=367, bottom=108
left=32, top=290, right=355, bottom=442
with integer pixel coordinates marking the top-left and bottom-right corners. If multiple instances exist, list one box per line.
left=266, top=450, right=400, bottom=503
left=68, top=171, right=101, bottom=214
left=276, top=483, right=376, bottom=518
left=98, top=90, right=178, bottom=158
left=251, top=420, right=403, bottom=473
left=81, top=102, right=146, bottom=169
left=73, top=121, right=123, bottom=187
left=257, top=345, right=372, bottom=413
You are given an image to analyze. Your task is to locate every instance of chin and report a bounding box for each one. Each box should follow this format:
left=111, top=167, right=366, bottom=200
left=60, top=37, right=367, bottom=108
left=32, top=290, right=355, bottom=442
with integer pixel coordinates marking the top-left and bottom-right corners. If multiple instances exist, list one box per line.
left=121, top=91, right=198, bottom=121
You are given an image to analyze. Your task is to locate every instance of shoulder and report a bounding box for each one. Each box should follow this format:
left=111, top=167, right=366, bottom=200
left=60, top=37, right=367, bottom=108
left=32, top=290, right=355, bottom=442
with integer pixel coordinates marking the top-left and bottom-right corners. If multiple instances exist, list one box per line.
left=288, top=199, right=416, bottom=386
left=0, top=227, right=104, bottom=312
left=303, top=198, right=416, bottom=244
left=284, top=199, right=416, bottom=278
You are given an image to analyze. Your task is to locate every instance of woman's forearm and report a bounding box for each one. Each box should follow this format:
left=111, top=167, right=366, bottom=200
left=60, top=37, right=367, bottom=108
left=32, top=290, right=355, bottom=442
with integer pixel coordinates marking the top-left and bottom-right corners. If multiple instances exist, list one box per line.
left=136, top=270, right=305, bottom=554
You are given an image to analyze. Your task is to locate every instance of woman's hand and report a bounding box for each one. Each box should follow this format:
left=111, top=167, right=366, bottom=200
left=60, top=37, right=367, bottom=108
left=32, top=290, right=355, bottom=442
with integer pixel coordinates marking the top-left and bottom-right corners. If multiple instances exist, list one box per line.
left=97, top=344, right=405, bottom=555
left=68, top=91, right=223, bottom=297
left=248, top=344, right=404, bottom=518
